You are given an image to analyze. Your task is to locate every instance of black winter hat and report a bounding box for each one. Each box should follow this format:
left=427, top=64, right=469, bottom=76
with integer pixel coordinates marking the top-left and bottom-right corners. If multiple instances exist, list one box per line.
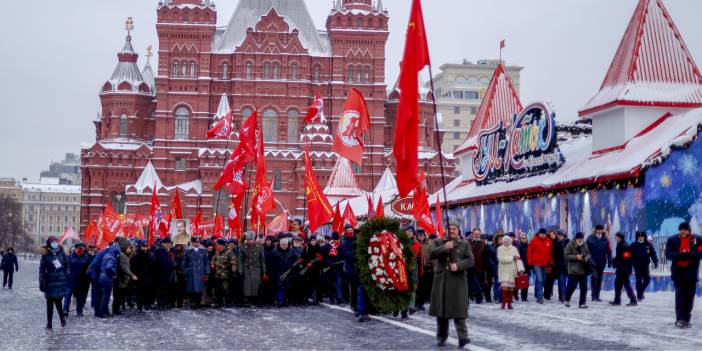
left=537, top=228, right=547, bottom=235
left=574, top=232, right=585, bottom=240
left=615, top=232, right=625, bottom=240
left=635, top=231, right=647, bottom=239
left=191, top=236, right=201, bottom=243
left=331, top=231, right=341, bottom=241
left=679, top=222, right=691, bottom=231
left=162, top=238, right=173, bottom=244
left=216, top=238, right=227, bottom=246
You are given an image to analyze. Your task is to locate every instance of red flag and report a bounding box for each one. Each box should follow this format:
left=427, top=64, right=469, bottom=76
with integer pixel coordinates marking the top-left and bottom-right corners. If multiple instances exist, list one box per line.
left=500, top=39, right=506, bottom=49
left=214, top=157, right=248, bottom=194
left=170, top=188, right=183, bottom=220
left=342, top=203, right=359, bottom=228
left=237, top=110, right=259, bottom=159
left=435, top=196, right=445, bottom=239
left=191, top=209, right=202, bottom=234
left=251, top=127, right=275, bottom=230
left=206, top=109, right=234, bottom=140
left=266, top=211, right=290, bottom=236
left=375, top=195, right=385, bottom=219
left=213, top=213, right=224, bottom=239
left=227, top=193, right=244, bottom=239
left=333, top=88, right=370, bottom=165
left=394, top=0, right=431, bottom=197
left=304, top=145, right=334, bottom=234
left=84, top=218, right=97, bottom=246
left=149, top=187, right=168, bottom=239
left=366, top=194, right=375, bottom=219
left=99, top=203, right=122, bottom=245
left=412, top=186, right=434, bottom=234
left=305, top=91, right=324, bottom=123
left=331, top=203, right=344, bottom=234
left=59, top=227, right=79, bottom=245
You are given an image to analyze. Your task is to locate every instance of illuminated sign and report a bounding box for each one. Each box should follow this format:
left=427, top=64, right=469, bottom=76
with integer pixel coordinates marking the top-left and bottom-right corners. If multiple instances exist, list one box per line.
left=472, top=101, right=564, bottom=185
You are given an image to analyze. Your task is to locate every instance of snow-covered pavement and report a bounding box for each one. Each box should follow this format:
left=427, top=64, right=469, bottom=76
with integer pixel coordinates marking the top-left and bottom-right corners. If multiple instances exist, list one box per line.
left=1, top=259, right=700, bottom=350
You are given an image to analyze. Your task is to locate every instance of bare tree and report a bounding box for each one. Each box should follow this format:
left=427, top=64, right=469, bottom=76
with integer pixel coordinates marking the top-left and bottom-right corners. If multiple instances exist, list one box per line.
left=0, top=195, right=34, bottom=252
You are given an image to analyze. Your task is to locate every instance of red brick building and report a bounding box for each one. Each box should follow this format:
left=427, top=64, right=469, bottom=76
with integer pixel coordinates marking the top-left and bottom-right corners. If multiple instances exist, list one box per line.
left=80, top=0, right=453, bottom=231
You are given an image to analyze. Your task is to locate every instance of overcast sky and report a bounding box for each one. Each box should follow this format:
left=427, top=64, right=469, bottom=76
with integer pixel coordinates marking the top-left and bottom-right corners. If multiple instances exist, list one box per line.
left=1, top=0, right=701, bottom=181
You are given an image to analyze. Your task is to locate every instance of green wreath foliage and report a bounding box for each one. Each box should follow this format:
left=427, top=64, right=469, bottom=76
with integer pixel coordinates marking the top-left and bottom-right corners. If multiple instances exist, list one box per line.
left=356, top=217, right=416, bottom=314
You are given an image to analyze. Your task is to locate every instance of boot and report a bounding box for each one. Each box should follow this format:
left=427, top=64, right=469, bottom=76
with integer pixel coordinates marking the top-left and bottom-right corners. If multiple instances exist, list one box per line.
left=500, top=288, right=507, bottom=310
left=507, top=290, right=514, bottom=310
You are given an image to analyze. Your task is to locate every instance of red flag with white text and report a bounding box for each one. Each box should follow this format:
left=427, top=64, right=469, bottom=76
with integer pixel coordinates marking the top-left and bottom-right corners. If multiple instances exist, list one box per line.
left=332, top=88, right=370, bottom=165
left=304, top=145, right=335, bottom=234
left=305, top=91, right=325, bottom=123
left=206, top=109, right=234, bottom=140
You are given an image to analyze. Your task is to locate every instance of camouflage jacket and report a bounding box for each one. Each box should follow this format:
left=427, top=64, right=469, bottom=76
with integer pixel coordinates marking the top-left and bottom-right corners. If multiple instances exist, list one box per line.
left=211, top=248, right=236, bottom=280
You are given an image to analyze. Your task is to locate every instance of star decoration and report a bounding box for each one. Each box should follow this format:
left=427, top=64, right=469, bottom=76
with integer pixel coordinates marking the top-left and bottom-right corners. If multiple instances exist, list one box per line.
left=660, top=174, right=672, bottom=188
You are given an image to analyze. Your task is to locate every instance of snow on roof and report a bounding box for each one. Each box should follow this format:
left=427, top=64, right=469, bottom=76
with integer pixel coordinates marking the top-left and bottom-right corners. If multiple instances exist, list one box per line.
left=96, top=140, right=150, bottom=151
left=214, top=0, right=331, bottom=56
left=104, top=34, right=150, bottom=95
left=454, top=64, right=523, bottom=156
left=22, top=182, right=80, bottom=194
left=141, top=61, right=156, bottom=95
left=440, top=107, right=702, bottom=205
left=214, top=93, right=230, bottom=119
left=324, top=157, right=365, bottom=199
left=373, top=167, right=397, bottom=193
left=579, top=0, right=702, bottom=117
left=126, top=161, right=164, bottom=194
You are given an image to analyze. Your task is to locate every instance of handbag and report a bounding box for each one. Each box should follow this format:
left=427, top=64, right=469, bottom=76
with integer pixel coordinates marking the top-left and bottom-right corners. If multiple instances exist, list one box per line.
left=515, top=273, right=530, bottom=290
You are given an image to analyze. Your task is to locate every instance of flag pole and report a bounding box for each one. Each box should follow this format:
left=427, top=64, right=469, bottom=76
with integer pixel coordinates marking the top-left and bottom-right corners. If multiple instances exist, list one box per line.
left=213, top=138, right=232, bottom=219
left=427, top=65, right=451, bottom=230
left=242, top=161, right=254, bottom=233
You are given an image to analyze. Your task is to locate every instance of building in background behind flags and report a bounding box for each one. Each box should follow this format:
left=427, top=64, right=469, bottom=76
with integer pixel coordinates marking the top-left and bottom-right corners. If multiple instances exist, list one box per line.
left=79, top=0, right=455, bottom=232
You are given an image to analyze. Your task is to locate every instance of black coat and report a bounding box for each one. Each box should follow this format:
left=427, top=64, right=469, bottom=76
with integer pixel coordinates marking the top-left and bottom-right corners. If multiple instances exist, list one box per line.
left=153, top=247, right=176, bottom=285
left=553, top=239, right=569, bottom=274
left=485, top=245, right=498, bottom=275
left=612, top=241, right=634, bottom=276
left=665, top=234, right=702, bottom=282
left=38, top=247, right=70, bottom=298
left=630, top=240, right=658, bottom=268
left=271, top=247, right=300, bottom=277
left=131, top=250, right=156, bottom=287
left=517, top=242, right=529, bottom=273
left=1, top=252, right=18, bottom=272
left=339, top=237, right=357, bottom=278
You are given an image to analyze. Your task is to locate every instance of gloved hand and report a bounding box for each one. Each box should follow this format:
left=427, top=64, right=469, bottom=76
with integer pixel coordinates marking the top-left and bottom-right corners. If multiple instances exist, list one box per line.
left=297, top=258, right=304, bottom=264
left=262, top=274, right=269, bottom=281
left=546, top=266, right=552, bottom=274
left=201, top=275, right=209, bottom=282
left=39, top=280, right=46, bottom=292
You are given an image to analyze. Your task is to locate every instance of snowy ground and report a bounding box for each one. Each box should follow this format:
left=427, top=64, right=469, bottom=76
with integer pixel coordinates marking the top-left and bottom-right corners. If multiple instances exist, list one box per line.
left=1, top=259, right=701, bottom=351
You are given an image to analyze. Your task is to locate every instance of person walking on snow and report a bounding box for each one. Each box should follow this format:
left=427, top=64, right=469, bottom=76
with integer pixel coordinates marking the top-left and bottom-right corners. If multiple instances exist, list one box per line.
left=610, top=232, right=637, bottom=307
left=564, top=232, right=591, bottom=309
left=1, top=247, right=18, bottom=289
left=631, top=231, right=658, bottom=301
left=665, top=222, right=702, bottom=329
left=497, top=236, right=523, bottom=310
left=39, top=237, right=69, bottom=329
left=528, top=228, right=553, bottom=304
left=586, top=225, right=612, bottom=302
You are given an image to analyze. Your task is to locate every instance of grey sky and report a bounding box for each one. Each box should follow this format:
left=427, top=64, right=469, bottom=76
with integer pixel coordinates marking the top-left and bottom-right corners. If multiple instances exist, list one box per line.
left=1, top=0, right=701, bottom=181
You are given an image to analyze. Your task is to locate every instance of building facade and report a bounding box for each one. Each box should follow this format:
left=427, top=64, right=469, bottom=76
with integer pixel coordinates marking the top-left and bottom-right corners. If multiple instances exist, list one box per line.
left=0, top=178, right=22, bottom=202
left=21, top=178, right=81, bottom=245
left=40, top=153, right=81, bottom=185
left=431, top=59, right=522, bottom=155
left=80, top=0, right=452, bottom=231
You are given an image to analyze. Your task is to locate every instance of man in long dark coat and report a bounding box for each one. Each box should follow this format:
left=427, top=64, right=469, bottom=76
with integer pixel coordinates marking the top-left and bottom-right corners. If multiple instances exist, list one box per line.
left=429, top=219, right=474, bottom=348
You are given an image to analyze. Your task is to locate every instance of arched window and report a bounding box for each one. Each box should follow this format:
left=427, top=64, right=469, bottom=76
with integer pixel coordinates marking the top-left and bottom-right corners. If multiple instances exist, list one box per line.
left=313, top=65, right=321, bottom=82
left=181, top=64, right=187, bottom=77
left=356, top=66, right=362, bottom=83
left=263, top=63, right=271, bottom=79
left=273, top=169, right=282, bottom=191
left=290, top=63, right=298, bottom=80
left=365, top=67, right=371, bottom=83
left=172, top=62, right=178, bottom=77
left=174, top=107, right=190, bottom=140
left=222, top=63, right=229, bottom=79
left=287, top=110, right=299, bottom=143
left=242, top=107, right=253, bottom=123
left=262, top=109, right=278, bottom=142
left=347, top=67, right=354, bottom=82
left=119, top=114, right=128, bottom=137
left=272, top=62, right=279, bottom=80
left=246, top=62, right=252, bottom=80
left=190, top=62, right=196, bottom=77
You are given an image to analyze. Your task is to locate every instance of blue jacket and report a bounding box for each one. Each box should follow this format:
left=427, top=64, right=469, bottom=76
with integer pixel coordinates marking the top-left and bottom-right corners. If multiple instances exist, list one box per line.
left=630, top=240, right=658, bottom=269
left=1, top=252, right=18, bottom=272
left=665, top=234, right=702, bottom=282
left=87, top=245, right=114, bottom=281
left=38, top=247, right=70, bottom=298
left=586, top=234, right=612, bottom=269
left=182, top=247, right=210, bottom=293
left=67, top=252, right=91, bottom=289
left=98, top=246, right=120, bottom=285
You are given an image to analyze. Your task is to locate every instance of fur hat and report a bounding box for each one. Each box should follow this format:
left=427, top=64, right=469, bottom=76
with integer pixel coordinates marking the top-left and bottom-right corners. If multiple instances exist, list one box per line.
left=447, top=218, right=461, bottom=229
left=244, top=231, right=256, bottom=240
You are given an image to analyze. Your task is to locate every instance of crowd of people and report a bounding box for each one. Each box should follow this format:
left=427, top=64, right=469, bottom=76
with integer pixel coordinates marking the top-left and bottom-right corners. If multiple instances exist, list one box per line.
left=30, top=217, right=702, bottom=343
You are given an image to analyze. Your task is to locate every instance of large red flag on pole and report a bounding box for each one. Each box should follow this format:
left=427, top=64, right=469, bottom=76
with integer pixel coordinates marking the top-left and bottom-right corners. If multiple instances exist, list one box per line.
left=206, top=109, right=234, bottom=140
left=333, top=88, right=370, bottom=166
left=251, top=127, right=275, bottom=231
left=170, top=188, right=184, bottom=220
left=149, top=187, right=168, bottom=239
left=412, top=185, right=434, bottom=234
left=375, top=195, right=385, bottom=219
left=304, top=145, right=334, bottom=234
left=342, top=203, right=359, bottom=228
left=393, top=0, right=431, bottom=197
left=331, top=203, right=344, bottom=234
left=227, top=193, right=244, bottom=239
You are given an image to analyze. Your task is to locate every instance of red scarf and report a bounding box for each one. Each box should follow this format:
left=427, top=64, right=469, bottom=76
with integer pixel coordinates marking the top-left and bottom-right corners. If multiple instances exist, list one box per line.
left=677, top=235, right=692, bottom=267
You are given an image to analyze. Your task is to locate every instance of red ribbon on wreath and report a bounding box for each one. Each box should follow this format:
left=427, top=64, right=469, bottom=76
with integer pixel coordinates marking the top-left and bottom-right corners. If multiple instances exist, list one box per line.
left=378, top=231, right=409, bottom=291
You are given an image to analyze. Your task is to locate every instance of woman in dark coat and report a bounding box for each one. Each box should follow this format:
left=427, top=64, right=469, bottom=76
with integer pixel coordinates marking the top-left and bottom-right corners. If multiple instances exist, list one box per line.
left=38, top=236, right=70, bottom=329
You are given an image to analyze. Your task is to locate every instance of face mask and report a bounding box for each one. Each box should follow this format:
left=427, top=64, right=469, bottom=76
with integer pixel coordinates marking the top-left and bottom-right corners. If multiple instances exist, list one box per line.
left=50, top=242, right=59, bottom=250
